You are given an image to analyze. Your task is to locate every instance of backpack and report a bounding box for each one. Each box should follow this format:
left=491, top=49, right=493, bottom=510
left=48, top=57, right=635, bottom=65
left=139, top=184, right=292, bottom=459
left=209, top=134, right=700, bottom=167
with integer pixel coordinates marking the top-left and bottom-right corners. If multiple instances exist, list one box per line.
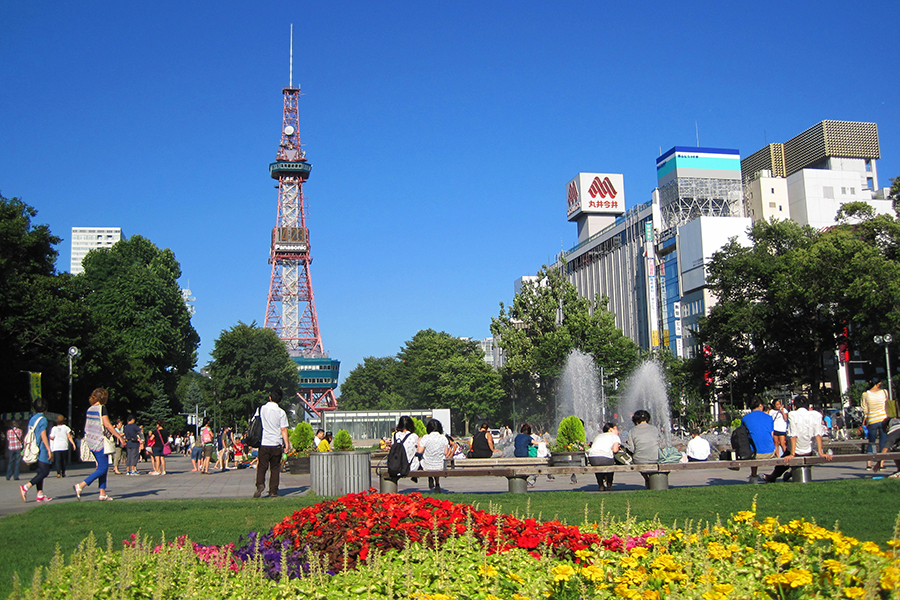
left=245, top=409, right=263, bottom=448
left=658, top=446, right=683, bottom=464
left=731, top=424, right=756, bottom=460
left=22, top=422, right=40, bottom=464
left=387, top=432, right=412, bottom=478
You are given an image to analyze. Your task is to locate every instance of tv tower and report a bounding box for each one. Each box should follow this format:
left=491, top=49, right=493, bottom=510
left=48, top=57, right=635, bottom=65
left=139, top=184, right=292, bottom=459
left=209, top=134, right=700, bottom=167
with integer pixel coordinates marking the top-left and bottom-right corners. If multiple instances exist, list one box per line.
left=264, top=26, right=339, bottom=419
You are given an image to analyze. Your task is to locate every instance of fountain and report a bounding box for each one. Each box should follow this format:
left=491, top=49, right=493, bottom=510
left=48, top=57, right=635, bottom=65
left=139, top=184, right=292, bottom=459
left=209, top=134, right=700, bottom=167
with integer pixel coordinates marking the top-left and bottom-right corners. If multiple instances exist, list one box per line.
left=618, top=360, right=673, bottom=445
left=556, top=349, right=606, bottom=439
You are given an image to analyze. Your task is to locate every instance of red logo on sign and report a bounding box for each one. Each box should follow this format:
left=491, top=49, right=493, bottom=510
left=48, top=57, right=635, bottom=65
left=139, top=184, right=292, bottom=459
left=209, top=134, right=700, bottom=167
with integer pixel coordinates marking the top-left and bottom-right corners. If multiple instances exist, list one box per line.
left=588, top=176, right=617, bottom=199
left=567, top=180, right=579, bottom=210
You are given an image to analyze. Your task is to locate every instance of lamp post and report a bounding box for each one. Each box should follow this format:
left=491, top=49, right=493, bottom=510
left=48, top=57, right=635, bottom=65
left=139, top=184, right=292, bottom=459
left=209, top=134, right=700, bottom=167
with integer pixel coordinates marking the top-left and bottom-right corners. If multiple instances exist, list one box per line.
left=874, top=335, right=894, bottom=405
left=67, top=346, right=80, bottom=426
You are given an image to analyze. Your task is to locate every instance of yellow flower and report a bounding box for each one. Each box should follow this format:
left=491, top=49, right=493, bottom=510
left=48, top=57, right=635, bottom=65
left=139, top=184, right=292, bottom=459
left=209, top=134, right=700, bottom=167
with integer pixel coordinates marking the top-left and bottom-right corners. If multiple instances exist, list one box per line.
left=613, top=584, right=641, bottom=599
left=701, top=593, right=727, bottom=600
left=551, top=564, right=576, bottom=582
left=575, top=549, right=594, bottom=560
left=713, top=583, right=734, bottom=594
left=733, top=510, right=755, bottom=523
left=630, top=547, right=650, bottom=558
left=706, top=542, right=733, bottom=560
left=881, top=564, right=900, bottom=590
left=619, top=556, right=640, bottom=569
left=641, top=590, right=660, bottom=600
left=478, top=564, right=499, bottom=578
left=823, top=559, right=844, bottom=574
left=645, top=536, right=659, bottom=546
left=484, top=596, right=502, bottom=600
left=768, top=569, right=813, bottom=588
left=581, top=564, right=606, bottom=582
left=614, top=569, right=648, bottom=586
left=511, top=595, right=531, bottom=600
left=507, top=572, right=525, bottom=584
left=861, top=541, right=883, bottom=556
left=843, top=587, right=866, bottom=599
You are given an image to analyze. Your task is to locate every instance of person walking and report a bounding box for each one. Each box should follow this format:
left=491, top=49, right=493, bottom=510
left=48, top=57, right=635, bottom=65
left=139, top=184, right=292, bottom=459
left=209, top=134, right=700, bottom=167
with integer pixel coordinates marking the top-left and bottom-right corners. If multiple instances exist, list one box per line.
left=862, top=377, right=889, bottom=469
left=49, top=415, right=76, bottom=477
left=5, top=420, right=24, bottom=481
left=254, top=387, right=291, bottom=498
left=73, top=388, right=127, bottom=501
left=199, top=417, right=214, bottom=474
left=19, top=397, right=54, bottom=502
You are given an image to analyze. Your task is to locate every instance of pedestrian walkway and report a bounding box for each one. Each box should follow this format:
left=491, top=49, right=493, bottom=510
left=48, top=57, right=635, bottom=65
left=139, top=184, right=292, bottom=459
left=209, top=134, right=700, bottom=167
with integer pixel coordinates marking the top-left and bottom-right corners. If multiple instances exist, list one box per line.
left=0, top=454, right=884, bottom=517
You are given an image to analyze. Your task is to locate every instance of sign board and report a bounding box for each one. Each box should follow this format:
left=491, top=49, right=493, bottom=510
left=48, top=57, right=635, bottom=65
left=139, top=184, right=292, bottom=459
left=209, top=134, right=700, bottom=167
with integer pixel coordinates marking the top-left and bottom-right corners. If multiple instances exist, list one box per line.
left=566, top=173, right=626, bottom=221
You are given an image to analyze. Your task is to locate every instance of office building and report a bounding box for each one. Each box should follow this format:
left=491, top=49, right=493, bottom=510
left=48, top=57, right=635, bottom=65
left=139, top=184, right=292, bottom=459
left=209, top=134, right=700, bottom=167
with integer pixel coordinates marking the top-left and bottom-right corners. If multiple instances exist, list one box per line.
left=742, top=120, right=892, bottom=228
left=70, top=227, right=123, bottom=275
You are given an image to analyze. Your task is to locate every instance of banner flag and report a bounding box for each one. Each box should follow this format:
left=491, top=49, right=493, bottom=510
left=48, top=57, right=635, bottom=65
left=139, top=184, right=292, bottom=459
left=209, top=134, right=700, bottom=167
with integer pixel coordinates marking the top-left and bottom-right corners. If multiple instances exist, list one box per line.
left=29, top=372, right=42, bottom=402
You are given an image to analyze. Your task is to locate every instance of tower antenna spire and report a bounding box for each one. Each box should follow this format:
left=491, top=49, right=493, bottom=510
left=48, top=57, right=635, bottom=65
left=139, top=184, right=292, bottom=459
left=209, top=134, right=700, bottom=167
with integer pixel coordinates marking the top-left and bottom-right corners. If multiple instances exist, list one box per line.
left=289, top=24, right=293, bottom=88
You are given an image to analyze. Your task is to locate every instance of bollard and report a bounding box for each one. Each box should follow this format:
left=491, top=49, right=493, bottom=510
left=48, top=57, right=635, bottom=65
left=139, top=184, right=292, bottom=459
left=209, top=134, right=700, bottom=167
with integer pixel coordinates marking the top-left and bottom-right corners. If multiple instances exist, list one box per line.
left=791, top=465, right=812, bottom=483
left=507, top=476, right=529, bottom=493
left=647, top=472, right=669, bottom=490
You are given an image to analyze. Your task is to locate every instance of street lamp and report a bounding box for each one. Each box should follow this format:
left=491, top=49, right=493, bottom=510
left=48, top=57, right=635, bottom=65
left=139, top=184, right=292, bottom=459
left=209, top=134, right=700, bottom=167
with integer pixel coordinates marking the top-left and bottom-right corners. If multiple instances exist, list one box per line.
left=67, top=346, right=80, bottom=426
left=874, top=335, right=894, bottom=405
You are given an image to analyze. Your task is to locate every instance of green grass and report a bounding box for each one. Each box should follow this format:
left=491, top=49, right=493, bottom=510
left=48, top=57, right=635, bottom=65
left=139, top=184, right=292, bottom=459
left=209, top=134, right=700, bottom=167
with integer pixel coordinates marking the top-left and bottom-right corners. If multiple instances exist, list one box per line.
left=2, top=479, right=899, bottom=598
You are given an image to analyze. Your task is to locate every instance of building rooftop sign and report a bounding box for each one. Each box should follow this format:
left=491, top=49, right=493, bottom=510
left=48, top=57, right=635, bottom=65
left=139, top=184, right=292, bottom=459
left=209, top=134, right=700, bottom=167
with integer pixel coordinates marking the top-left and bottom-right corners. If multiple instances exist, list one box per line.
left=566, top=173, right=626, bottom=221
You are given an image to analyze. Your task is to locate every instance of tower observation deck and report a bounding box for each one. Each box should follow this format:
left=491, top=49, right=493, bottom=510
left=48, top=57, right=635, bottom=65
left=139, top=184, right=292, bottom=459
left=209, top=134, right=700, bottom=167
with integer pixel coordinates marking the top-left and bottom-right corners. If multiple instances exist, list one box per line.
left=264, top=66, right=339, bottom=419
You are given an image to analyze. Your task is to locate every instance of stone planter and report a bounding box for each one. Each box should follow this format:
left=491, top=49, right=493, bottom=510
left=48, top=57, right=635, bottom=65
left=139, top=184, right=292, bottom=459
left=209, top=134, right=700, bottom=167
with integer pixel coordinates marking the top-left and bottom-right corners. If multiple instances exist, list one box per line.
left=310, top=451, right=371, bottom=496
left=550, top=452, right=586, bottom=467
left=286, top=456, right=310, bottom=474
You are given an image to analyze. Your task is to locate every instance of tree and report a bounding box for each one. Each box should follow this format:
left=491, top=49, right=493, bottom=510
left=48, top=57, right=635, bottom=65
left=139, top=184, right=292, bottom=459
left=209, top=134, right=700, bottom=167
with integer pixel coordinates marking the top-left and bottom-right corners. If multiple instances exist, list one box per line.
left=138, top=381, right=179, bottom=431
left=0, top=194, right=89, bottom=412
left=338, top=356, right=403, bottom=410
left=491, top=266, right=641, bottom=425
left=208, top=322, right=298, bottom=426
left=79, top=235, right=199, bottom=408
left=699, top=213, right=900, bottom=405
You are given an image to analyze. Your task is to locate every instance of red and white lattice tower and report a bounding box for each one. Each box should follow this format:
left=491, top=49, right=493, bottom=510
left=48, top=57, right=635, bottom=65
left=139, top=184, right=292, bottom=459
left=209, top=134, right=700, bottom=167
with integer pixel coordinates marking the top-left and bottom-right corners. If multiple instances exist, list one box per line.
left=264, top=31, right=339, bottom=419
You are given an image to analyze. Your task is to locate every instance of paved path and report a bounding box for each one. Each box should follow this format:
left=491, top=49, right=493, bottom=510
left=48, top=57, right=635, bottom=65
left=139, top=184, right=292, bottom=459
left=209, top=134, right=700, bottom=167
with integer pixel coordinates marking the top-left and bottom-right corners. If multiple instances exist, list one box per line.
left=1, top=453, right=887, bottom=518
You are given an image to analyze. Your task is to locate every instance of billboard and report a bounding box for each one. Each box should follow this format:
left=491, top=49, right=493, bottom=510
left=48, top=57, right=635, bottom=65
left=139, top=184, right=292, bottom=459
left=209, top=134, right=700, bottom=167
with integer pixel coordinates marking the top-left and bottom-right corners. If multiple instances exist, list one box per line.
left=566, top=173, right=626, bottom=221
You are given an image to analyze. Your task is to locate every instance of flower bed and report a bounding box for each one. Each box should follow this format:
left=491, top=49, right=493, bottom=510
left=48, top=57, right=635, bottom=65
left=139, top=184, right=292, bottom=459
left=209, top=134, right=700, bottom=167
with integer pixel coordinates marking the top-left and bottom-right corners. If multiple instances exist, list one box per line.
left=9, top=492, right=900, bottom=599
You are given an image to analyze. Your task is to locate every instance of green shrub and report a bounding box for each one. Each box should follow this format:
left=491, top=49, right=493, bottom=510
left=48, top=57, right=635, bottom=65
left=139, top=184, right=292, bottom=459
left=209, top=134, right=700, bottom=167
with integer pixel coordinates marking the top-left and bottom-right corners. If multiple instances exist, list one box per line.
left=555, top=416, right=586, bottom=450
left=290, top=422, right=315, bottom=451
left=332, top=429, right=354, bottom=451
left=412, top=417, right=427, bottom=438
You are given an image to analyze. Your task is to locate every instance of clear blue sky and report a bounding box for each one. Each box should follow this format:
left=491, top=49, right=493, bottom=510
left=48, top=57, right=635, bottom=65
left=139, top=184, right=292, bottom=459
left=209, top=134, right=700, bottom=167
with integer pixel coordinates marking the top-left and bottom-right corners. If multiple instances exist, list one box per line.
left=3, top=2, right=898, bottom=391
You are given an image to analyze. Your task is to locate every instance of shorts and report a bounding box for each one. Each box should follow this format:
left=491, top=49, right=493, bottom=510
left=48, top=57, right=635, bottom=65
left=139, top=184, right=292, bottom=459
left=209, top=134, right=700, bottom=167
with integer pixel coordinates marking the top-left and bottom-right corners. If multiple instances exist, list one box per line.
left=126, top=446, right=140, bottom=468
left=755, top=451, right=776, bottom=459
left=203, top=445, right=214, bottom=459
left=151, top=445, right=164, bottom=457
left=191, top=446, right=204, bottom=461
left=773, top=432, right=787, bottom=438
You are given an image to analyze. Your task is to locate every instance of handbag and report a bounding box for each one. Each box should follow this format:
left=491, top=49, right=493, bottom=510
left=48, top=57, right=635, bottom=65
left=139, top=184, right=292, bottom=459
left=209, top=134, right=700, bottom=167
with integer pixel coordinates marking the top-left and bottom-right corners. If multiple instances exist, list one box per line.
left=614, top=448, right=633, bottom=465
left=80, top=439, right=94, bottom=462
left=163, top=442, right=172, bottom=456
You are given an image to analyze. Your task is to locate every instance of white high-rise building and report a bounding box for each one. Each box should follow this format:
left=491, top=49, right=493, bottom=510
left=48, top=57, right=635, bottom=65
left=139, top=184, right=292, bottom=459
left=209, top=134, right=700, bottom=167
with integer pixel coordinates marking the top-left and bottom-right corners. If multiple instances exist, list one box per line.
left=70, top=227, right=123, bottom=274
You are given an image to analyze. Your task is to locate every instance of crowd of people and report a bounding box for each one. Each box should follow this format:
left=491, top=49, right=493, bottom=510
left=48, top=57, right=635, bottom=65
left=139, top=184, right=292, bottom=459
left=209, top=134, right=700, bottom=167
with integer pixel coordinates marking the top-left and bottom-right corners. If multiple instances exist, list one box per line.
left=4, top=387, right=276, bottom=502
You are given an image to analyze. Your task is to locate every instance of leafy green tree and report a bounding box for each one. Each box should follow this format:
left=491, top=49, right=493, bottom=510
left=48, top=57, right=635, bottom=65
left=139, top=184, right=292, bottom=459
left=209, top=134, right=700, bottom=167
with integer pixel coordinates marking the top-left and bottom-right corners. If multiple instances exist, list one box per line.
left=337, top=356, right=403, bottom=410
left=491, top=266, right=641, bottom=425
left=138, top=381, right=177, bottom=430
left=79, top=235, right=199, bottom=407
left=332, top=429, right=354, bottom=451
left=0, top=195, right=90, bottom=412
left=700, top=213, right=900, bottom=405
left=208, top=322, right=298, bottom=425
left=555, top=415, right=586, bottom=450
left=435, top=354, right=504, bottom=435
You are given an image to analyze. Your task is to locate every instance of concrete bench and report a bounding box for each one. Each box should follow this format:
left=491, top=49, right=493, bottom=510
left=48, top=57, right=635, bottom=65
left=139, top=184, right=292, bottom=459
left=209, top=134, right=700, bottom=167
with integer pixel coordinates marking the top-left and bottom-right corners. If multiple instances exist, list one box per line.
left=377, top=452, right=900, bottom=493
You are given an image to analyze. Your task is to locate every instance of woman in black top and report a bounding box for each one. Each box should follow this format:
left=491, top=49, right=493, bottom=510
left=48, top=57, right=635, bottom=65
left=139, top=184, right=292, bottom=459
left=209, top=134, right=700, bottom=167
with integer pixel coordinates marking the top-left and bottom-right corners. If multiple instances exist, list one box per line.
left=150, top=421, right=170, bottom=475
left=470, top=423, right=496, bottom=458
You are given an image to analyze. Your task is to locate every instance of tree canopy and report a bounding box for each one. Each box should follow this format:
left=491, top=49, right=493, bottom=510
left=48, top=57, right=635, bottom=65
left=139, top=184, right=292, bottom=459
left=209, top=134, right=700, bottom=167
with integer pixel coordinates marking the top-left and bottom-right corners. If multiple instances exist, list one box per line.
left=490, top=266, right=641, bottom=426
left=338, top=329, right=504, bottom=433
left=208, top=321, right=298, bottom=426
left=699, top=209, right=900, bottom=405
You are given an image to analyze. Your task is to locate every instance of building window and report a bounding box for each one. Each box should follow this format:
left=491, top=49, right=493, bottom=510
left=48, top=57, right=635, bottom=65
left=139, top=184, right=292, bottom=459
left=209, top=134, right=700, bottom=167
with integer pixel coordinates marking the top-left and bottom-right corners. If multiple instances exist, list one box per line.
left=867, top=177, right=874, bottom=190
left=851, top=188, right=855, bottom=195
left=823, top=187, right=834, bottom=199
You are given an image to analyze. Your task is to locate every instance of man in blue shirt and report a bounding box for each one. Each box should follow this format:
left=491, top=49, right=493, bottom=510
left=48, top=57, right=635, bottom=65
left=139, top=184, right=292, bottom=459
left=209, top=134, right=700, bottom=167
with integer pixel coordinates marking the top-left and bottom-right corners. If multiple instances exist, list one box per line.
left=742, top=396, right=775, bottom=484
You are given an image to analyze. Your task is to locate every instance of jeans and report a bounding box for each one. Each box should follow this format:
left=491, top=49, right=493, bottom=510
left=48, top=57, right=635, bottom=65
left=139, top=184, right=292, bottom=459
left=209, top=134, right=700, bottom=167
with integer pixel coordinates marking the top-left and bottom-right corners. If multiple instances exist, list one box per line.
left=29, top=461, right=51, bottom=492
left=867, top=419, right=887, bottom=454
left=53, top=450, right=68, bottom=476
left=83, top=449, right=109, bottom=490
left=255, top=445, right=283, bottom=495
left=5, top=450, right=21, bottom=479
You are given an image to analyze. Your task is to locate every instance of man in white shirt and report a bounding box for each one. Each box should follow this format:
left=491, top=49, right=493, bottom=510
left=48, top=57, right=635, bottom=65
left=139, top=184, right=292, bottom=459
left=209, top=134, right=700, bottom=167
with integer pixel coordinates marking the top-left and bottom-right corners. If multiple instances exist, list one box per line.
left=314, top=429, right=326, bottom=450
left=254, top=387, right=291, bottom=498
left=685, top=429, right=711, bottom=462
left=764, top=396, right=832, bottom=482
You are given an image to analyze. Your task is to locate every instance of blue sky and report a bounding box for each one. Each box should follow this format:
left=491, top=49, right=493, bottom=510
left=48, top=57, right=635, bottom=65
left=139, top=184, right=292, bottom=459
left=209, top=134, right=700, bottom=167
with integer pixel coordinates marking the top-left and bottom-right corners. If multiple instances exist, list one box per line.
left=3, top=2, right=898, bottom=391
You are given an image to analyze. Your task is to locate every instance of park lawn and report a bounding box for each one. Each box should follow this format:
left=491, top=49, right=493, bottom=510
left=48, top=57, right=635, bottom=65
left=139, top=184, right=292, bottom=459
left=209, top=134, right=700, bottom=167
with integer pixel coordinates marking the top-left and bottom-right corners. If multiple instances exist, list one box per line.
left=2, top=478, right=898, bottom=598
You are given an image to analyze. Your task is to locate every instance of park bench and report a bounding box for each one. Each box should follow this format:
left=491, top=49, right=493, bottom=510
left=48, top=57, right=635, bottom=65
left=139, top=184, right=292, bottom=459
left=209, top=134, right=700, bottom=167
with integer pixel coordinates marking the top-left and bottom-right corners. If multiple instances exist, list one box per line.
left=377, top=452, right=900, bottom=494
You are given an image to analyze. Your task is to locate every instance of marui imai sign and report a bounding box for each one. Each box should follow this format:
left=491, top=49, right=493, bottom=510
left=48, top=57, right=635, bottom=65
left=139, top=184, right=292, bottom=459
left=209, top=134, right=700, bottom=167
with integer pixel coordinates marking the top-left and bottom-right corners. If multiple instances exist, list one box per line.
left=566, top=173, right=626, bottom=221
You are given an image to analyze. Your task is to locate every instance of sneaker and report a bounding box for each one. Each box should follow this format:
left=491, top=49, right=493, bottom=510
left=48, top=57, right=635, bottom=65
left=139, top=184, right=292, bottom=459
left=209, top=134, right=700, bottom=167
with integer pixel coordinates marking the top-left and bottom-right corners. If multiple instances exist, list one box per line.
left=889, top=472, right=900, bottom=479
left=253, top=485, right=264, bottom=498
left=148, top=471, right=160, bottom=476
left=757, top=475, right=769, bottom=484
left=36, top=495, right=52, bottom=502
left=19, top=485, right=27, bottom=502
